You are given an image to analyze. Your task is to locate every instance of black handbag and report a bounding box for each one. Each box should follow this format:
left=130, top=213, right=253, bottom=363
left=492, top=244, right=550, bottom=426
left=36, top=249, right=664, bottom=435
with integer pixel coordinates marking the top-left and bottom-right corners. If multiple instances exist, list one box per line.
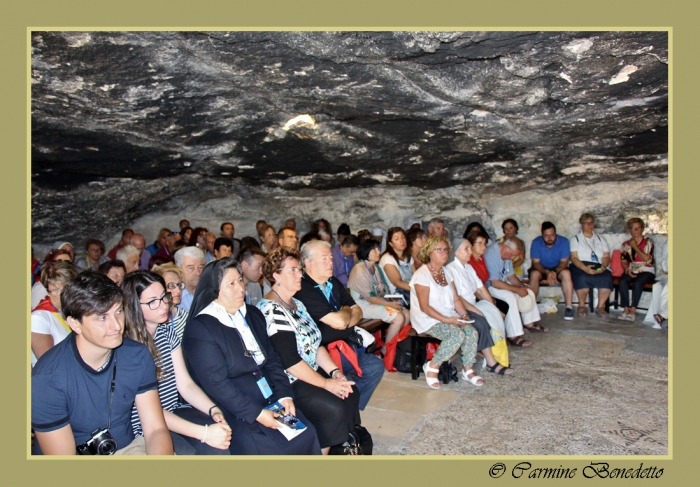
left=352, top=425, right=373, bottom=455
left=438, top=362, right=459, bottom=383
left=393, top=335, right=425, bottom=373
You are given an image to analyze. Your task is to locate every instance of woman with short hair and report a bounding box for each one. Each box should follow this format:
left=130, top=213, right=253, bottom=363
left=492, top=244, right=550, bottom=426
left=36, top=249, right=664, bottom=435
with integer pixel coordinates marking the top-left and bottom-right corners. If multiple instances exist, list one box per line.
left=617, top=218, right=655, bottom=321
left=98, top=259, right=127, bottom=287
left=31, top=261, right=78, bottom=366
left=409, top=235, right=483, bottom=390
left=152, top=263, right=189, bottom=339
left=258, top=247, right=361, bottom=454
left=569, top=213, right=613, bottom=318
left=76, top=238, right=108, bottom=272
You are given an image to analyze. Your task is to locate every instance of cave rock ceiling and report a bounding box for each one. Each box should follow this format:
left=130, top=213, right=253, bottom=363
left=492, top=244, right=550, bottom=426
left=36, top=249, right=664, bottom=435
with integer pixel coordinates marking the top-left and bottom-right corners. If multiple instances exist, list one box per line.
left=31, top=31, right=668, bottom=242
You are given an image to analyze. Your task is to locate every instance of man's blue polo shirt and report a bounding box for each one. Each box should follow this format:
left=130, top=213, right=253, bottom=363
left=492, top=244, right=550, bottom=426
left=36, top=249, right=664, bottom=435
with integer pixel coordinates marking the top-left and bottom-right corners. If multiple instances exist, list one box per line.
left=530, top=235, right=570, bottom=270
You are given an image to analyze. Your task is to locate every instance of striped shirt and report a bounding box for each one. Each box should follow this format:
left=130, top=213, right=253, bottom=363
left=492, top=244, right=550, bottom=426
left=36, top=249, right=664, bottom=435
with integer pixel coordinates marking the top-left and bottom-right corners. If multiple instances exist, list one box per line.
left=130, top=324, right=182, bottom=437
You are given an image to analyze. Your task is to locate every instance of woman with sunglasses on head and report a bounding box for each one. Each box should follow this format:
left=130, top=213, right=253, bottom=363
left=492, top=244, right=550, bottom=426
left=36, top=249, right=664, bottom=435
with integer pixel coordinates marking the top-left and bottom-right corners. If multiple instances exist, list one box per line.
left=409, top=235, right=483, bottom=390
left=152, top=263, right=189, bottom=339
left=122, top=271, right=232, bottom=455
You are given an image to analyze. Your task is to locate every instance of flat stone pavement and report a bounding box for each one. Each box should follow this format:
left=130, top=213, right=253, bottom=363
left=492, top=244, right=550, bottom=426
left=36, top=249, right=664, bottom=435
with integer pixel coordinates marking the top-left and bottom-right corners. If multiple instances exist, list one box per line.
left=361, top=305, right=668, bottom=455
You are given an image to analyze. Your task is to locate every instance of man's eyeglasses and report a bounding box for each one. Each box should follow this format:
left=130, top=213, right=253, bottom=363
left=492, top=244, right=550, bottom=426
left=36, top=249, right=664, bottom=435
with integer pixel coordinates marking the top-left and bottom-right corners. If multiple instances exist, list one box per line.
left=166, top=282, right=185, bottom=290
left=140, top=292, right=173, bottom=310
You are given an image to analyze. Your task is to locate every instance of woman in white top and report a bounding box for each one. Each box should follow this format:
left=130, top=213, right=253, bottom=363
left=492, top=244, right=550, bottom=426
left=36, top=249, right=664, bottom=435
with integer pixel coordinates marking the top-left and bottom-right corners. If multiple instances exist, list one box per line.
left=409, top=235, right=482, bottom=390
left=379, top=227, right=414, bottom=306
left=569, top=212, right=613, bottom=318
left=31, top=261, right=78, bottom=366
left=447, top=238, right=513, bottom=374
left=348, top=240, right=409, bottom=355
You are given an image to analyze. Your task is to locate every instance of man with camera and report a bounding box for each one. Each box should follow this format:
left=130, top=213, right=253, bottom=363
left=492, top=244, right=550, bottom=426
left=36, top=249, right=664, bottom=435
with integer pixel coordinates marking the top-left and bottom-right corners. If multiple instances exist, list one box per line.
left=32, top=272, right=173, bottom=455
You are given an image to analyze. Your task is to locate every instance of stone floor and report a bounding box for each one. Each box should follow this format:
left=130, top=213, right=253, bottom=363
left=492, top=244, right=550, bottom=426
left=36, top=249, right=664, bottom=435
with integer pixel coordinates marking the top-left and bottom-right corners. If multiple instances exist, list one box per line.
left=361, top=305, right=668, bottom=455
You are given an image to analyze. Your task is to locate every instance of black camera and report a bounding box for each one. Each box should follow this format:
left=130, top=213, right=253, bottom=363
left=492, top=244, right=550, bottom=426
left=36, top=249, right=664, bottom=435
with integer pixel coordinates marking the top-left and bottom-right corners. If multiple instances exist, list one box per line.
left=76, top=428, right=118, bottom=455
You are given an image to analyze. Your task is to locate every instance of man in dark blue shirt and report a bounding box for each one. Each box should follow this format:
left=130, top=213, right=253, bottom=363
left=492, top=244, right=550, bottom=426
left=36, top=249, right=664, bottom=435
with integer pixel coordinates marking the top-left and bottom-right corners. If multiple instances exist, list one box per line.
left=32, top=272, right=173, bottom=455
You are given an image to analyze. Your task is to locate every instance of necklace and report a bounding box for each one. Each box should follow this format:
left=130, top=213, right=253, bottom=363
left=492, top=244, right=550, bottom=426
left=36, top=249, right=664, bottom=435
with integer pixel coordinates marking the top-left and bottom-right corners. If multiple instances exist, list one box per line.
left=428, top=263, right=448, bottom=286
left=272, top=289, right=296, bottom=312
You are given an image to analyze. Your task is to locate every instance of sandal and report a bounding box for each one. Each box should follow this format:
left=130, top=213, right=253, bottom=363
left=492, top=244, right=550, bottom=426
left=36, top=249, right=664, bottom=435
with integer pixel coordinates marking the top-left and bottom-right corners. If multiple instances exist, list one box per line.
left=524, top=323, right=548, bottom=333
left=617, top=313, right=629, bottom=321
left=654, top=314, right=665, bottom=325
left=507, top=336, right=533, bottom=347
left=594, top=308, right=609, bottom=318
left=461, top=368, right=484, bottom=386
left=485, top=363, right=514, bottom=376
left=577, top=306, right=588, bottom=317
left=422, top=362, right=441, bottom=390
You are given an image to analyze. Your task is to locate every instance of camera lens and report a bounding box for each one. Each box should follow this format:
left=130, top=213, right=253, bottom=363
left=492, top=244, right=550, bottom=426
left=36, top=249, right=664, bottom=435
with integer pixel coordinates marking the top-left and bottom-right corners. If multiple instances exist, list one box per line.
left=97, top=438, right=117, bottom=455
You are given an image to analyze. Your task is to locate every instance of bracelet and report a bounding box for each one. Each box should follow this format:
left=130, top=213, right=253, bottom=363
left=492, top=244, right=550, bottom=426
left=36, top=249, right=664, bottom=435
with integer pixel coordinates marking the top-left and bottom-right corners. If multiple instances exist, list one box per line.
left=208, top=405, right=219, bottom=417
left=201, top=423, right=208, bottom=443
left=329, top=368, right=340, bottom=378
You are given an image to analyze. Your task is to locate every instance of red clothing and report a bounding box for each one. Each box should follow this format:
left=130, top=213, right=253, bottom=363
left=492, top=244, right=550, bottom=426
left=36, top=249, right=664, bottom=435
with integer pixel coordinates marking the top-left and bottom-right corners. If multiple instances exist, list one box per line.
left=469, top=255, right=489, bottom=283
left=107, top=243, right=123, bottom=260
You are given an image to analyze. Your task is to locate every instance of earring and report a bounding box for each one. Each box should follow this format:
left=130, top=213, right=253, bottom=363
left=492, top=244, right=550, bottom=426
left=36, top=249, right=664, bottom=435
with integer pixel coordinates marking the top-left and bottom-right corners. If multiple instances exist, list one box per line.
left=277, top=282, right=281, bottom=287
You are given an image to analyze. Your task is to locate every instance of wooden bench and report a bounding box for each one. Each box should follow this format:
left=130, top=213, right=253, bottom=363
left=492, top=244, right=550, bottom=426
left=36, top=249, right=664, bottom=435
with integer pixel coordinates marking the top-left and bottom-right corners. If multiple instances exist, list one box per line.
left=609, top=276, right=654, bottom=311
left=356, top=318, right=385, bottom=333
left=522, top=277, right=608, bottom=312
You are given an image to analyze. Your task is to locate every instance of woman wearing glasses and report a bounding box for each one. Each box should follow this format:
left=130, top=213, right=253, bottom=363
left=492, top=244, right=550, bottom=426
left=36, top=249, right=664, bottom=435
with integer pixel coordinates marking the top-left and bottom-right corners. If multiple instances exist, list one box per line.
left=258, top=247, right=361, bottom=454
left=181, top=258, right=321, bottom=455
left=409, top=235, right=482, bottom=390
left=122, top=271, right=232, bottom=455
left=152, top=263, right=189, bottom=339
left=569, top=213, right=613, bottom=318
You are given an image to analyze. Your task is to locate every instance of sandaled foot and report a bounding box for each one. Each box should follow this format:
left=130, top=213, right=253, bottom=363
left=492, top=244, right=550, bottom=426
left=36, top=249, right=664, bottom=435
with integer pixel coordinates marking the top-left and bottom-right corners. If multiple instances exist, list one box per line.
left=594, top=308, right=609, bottom=318
left=461, top=368, right=484, bottom=386
left=625, top=313, right=636, bottom=321
left=485, top=363, right=514, bottom=376
left=423, top=362, right=441, bottom=390
left=507, top=336, right=532, bottom=347
left=577, top=306, right=588, bottom=317
left=654, top=314, right=665, bottom=325
left=524, top=323, right=548, bottom=333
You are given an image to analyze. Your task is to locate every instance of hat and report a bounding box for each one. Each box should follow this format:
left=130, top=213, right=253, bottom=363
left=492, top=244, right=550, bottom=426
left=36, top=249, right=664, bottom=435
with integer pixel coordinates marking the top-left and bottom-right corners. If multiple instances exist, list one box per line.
left=52, top=241, right=73, bottom=251
left=516, top=288, right=537, bottom=314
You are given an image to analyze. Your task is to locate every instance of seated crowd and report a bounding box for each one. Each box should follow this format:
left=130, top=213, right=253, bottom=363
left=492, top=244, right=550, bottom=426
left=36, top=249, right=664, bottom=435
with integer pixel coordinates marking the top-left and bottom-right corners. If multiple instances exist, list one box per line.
left=30, top=214, right=668, bottom=455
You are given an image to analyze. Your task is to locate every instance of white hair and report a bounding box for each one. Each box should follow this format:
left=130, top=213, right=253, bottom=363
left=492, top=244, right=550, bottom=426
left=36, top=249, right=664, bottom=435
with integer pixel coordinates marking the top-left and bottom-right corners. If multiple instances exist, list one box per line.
left=501, top=238, right=519, bottom=252
left=174, top=246, right=205, bottom=267
left=300, top=240, right=331, bottom=264
left=116, top=244, right=140, bottom=262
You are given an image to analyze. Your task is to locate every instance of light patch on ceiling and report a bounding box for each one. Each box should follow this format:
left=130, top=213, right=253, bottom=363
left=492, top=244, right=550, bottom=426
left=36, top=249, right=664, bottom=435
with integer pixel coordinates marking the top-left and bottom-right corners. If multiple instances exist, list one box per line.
left=283, top=114, right=316, bottom=131
left=609, top=65, right=638, bottom=85
left=563, top=38, right=593, bottom=56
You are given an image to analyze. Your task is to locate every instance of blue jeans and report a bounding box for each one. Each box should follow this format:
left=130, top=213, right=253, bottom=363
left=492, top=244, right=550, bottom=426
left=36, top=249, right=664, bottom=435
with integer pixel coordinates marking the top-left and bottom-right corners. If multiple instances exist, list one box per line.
left=339, top=344, right=384, bottom=410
